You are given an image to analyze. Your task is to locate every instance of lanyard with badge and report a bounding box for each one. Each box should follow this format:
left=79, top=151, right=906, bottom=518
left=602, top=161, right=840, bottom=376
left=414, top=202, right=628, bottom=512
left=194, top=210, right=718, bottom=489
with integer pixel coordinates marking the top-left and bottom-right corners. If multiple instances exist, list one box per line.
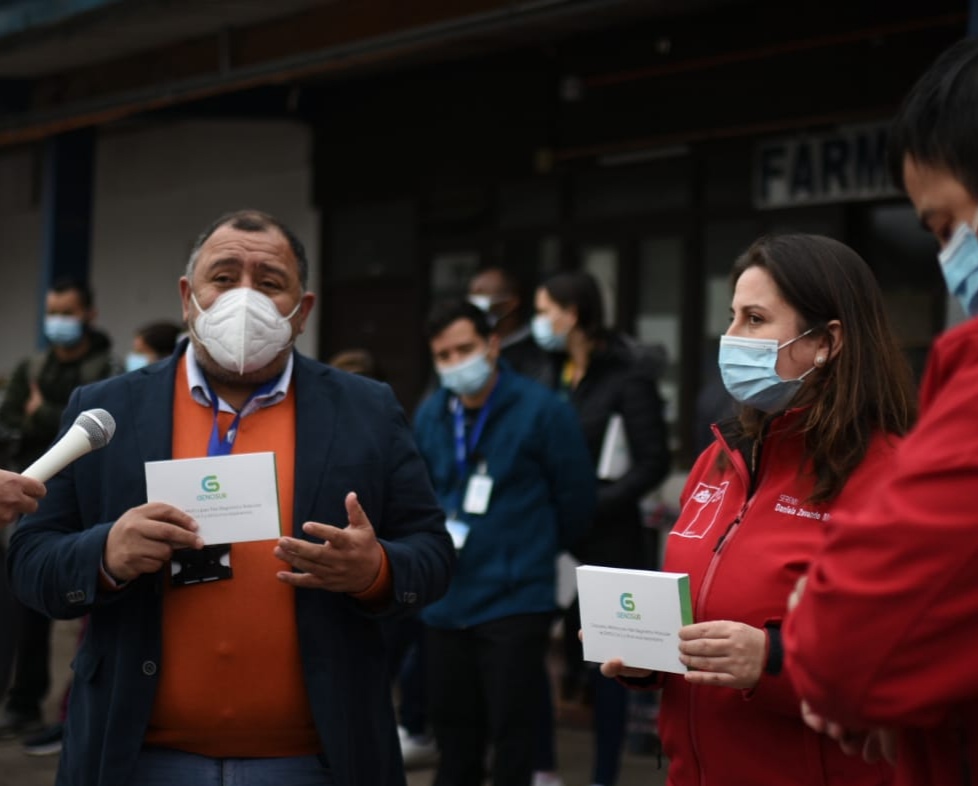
left=444, top=387, right=496, bottom=551
left=171, top=376, right=278, bottom=587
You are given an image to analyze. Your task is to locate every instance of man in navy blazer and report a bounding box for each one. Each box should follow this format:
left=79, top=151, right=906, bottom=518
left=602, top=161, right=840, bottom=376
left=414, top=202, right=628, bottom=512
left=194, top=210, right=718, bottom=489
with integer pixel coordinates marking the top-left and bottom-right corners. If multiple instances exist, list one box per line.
left=7, top=209, right=454, bottom=786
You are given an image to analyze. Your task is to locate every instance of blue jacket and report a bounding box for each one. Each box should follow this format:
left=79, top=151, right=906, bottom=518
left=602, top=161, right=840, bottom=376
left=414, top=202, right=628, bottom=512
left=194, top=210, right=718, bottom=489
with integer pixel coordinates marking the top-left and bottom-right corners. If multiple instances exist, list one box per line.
left=7, top=347, right=455, bottom=786
left=414, top=368, right=595, bottom=629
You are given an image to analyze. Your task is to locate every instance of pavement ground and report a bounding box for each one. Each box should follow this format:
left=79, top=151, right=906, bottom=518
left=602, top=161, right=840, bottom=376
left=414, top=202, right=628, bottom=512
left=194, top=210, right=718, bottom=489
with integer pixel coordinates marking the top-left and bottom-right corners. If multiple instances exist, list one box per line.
left=1, top=620, right=668, bottom=786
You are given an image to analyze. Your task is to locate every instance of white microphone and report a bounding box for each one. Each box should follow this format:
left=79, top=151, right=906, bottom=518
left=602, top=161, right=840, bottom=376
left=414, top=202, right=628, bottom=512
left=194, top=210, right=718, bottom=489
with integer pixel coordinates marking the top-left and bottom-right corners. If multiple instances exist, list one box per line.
left=22, top=408, right=116, bottom=482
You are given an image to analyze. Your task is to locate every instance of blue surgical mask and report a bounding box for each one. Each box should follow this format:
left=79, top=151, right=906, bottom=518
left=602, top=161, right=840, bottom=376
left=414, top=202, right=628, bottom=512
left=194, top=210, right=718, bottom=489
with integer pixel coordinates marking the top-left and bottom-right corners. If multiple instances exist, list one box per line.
left=437, top=351, right=494, bottom=396
left=125, top=352, right=151, bottom=372
left=938, top=216, right=978, bottom=317
left=44, top=315, right=84, bottom=347
left=718, top=330, right=817, bottom=413
left=531, top=314, right=568, bottom=352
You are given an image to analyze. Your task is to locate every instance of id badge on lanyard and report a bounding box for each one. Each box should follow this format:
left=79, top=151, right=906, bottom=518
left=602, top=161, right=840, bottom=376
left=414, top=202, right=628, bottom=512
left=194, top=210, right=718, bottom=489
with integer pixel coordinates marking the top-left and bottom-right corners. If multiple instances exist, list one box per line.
left=450, top=392, right=496, bottom=549
left=172, top=376, right=277, bottom=587
left=463, top=460, right=493, bottom=515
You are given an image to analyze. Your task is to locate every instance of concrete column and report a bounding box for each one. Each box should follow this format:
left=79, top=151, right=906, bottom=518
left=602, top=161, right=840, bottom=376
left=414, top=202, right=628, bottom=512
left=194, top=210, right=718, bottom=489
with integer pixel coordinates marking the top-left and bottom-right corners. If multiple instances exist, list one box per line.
left=37, top=129, right=96, bottom=345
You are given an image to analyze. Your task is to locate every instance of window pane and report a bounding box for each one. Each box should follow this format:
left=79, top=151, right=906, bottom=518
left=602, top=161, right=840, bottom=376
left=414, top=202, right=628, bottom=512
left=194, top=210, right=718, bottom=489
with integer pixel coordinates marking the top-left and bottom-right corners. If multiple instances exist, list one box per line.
left=430, top=251, right=481, bottom=302
left=574, top=158, right=691, bottom=220
left=499, top=179, right=559, bottom=229
left=637, top=235, right=684, bottom=439
left=330, top=200, right=415, bottom=281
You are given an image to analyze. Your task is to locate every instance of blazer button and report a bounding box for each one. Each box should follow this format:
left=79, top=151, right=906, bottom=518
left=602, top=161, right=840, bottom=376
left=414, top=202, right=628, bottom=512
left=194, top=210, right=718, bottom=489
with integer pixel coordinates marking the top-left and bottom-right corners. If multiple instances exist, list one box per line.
left=402, top=592, right=417, bottom=604
left=142, top=660, right=157, bottom=676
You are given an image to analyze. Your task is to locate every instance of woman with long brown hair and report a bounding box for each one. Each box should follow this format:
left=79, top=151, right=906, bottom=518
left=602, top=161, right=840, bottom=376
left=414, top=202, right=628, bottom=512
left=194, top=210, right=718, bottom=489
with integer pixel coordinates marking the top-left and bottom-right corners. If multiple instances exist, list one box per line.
left=600, top=233, right=916, bottom=786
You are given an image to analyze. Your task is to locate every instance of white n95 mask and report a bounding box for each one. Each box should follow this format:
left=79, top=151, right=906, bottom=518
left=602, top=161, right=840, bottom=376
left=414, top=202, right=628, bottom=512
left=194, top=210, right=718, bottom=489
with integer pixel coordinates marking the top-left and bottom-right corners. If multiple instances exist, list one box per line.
left=191, top=288, right=300, bottom=374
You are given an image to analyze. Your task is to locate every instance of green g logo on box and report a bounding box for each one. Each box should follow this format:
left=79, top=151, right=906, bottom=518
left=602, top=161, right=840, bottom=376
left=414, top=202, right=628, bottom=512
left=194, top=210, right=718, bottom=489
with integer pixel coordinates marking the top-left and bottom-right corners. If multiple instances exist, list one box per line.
left=617, top=592, right=641, bottom=620
left=197, top=475, right=227, bottom=501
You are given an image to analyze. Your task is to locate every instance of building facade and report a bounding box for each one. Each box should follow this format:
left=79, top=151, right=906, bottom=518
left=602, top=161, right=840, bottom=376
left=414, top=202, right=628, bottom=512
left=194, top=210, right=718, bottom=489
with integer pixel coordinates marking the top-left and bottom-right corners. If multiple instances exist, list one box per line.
left=0, top=0, right=964, bottom=464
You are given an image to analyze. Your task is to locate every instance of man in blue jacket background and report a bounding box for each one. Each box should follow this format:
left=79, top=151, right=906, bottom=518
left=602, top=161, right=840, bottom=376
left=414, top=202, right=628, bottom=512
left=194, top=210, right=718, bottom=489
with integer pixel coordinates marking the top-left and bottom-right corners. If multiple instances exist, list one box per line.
left=413, top=300, right=596, bottom=786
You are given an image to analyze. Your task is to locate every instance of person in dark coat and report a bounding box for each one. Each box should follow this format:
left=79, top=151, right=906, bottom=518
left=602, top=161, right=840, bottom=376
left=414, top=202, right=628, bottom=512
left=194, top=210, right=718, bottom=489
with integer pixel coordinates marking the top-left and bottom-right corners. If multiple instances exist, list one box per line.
left=468, top=266, right=553, bottom=387
left=0, top=278, right=119, bottom=739
left=533, top=270, right=671, bottom=786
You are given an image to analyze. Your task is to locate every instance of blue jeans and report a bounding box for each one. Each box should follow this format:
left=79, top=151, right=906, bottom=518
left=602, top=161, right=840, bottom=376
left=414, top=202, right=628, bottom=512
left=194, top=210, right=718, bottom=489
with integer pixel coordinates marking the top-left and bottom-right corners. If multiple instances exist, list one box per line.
left=126, top=748, right=334, bottom=786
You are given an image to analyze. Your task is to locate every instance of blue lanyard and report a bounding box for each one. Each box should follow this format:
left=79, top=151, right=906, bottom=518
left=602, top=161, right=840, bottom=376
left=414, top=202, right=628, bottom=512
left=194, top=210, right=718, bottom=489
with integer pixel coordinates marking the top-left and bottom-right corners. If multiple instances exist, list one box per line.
left=452, top=384, right=496, bottom=483
left=205, top=377, right=280, bottom=457
left=451, top=386, right=496, bottom=516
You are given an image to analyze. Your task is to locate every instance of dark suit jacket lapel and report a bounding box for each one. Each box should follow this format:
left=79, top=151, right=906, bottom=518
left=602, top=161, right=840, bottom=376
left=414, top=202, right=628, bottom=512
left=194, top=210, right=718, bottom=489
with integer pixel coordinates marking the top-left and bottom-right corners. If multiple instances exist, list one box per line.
left=293, top=353, right=335, bottom=535
left=128, top=349, right=180, bottom=466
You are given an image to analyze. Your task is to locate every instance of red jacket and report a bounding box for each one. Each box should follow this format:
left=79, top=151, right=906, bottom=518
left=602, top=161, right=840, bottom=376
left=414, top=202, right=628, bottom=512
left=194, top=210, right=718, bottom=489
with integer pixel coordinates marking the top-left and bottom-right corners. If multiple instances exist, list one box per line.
left=659, top=409, right=897, bottom=786
left=784, top=318, right=978, bottom=786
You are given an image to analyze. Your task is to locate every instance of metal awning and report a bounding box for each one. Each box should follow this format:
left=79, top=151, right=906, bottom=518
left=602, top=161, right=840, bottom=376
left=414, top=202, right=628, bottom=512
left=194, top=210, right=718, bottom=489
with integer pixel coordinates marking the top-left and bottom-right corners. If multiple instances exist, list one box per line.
left=0, top=0, right=737, bottom=147
left=0, top=0, right=335, bottom=77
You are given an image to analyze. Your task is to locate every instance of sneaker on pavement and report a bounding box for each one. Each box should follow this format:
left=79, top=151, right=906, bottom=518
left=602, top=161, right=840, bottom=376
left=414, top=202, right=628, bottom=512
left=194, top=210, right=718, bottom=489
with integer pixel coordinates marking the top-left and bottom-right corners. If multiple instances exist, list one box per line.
left=0, top=707, right=43, bottom=739
left=22, top=723, right=63, bottom=756
left=398, top=726, right=438, bottom=769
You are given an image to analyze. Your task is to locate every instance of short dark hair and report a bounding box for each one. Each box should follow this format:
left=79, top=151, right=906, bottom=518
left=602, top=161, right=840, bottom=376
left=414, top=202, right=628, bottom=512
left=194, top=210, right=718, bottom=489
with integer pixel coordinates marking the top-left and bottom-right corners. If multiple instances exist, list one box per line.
left=539, top=271, right=606, bottom=340
left=426, top=300, right=492, bottom=341
left=50, top=276, right=93, bottom=309
left=472, top=265, right=521, bottom=298
left=327, top=348, right=385, bottom=381
left=888, top=37, right=978, bottom=196
left=136, top=321, right=181, bottom=358
left=186, top=209, right=309, bottom=289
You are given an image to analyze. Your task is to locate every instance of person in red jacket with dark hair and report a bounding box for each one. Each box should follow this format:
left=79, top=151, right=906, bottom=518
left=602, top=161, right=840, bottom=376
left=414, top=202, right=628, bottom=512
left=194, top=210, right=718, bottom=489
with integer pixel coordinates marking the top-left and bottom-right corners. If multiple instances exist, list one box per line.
left=784, top=37, right=978, bottom=786
left=598, top=233, right=916, bottom=786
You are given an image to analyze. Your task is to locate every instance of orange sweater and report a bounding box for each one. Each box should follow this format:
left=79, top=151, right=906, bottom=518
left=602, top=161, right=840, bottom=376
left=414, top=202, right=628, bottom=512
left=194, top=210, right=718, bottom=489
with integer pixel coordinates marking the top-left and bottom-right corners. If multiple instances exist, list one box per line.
left=144, top=359, right=319, bottom=757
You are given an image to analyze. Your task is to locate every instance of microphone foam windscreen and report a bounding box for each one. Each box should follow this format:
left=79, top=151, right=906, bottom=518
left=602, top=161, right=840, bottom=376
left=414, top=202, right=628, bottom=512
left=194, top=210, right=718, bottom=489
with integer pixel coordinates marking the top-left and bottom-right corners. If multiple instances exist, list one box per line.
left=76, top=409, right=116, bottom=449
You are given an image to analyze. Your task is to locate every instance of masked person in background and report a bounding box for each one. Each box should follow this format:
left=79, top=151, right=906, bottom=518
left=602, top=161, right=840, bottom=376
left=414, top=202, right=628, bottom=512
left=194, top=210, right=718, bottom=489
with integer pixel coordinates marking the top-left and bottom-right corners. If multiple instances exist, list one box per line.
left=15, top=318, right=183, bottom=758
left=414, top=300, right=595, bottom=786
left=126, top=321, right=182, bottom=372
left=468, top=266, right=552, bottom=386
left=0, top=471, right=45, bottom=736
left=532, top=270, right=670, bottom=786
left=598, top=234, right=916, bottom=786
left=784, top=38, right=978, bottom=785
left=0, top=277, right=119, bottom=738
left=7, top=209, right=454, bottom=786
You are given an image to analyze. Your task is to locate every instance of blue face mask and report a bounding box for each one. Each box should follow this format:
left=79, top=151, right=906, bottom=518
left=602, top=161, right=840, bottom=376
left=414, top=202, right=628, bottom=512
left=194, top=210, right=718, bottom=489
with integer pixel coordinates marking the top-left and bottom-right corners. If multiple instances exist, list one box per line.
left=718, top=330, right=817, bottom=413
left=125, top=352, right=151, bottom=372
left=437, top=351, right=494, bottom=397
left=938, top=218, right=978, bottom=318
left=531, top=314, right=568, bottom=352
left=44, top=315, right=84, bottom=347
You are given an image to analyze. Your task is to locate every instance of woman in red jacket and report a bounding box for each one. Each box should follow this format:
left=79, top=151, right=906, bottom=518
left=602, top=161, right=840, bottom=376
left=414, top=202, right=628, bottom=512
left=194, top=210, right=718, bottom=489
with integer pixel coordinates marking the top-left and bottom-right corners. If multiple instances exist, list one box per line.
left=599, top=233, right=916, bottom=786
